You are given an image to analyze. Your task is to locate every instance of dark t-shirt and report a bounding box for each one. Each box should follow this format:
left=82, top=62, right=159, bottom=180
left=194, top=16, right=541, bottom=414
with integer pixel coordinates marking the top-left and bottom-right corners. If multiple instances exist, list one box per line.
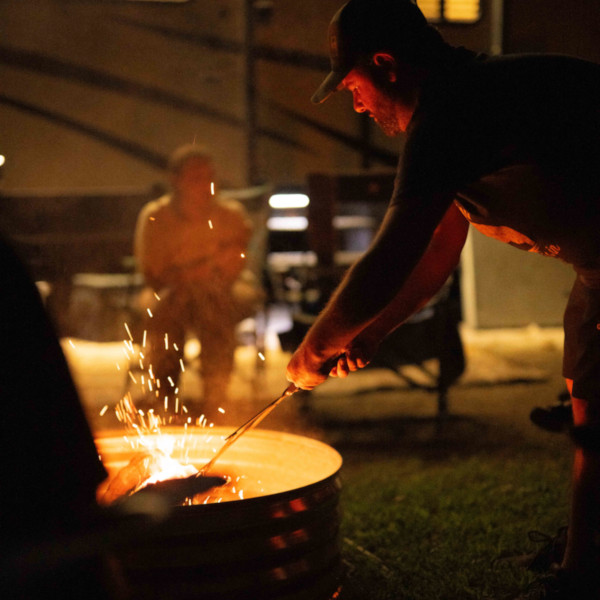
left=393, top=52, right=600, bottom=269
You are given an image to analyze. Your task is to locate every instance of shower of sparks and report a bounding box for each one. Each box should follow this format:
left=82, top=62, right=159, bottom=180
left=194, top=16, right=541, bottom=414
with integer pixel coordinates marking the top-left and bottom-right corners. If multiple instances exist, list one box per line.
left=98, top=317, right=250, bottom=506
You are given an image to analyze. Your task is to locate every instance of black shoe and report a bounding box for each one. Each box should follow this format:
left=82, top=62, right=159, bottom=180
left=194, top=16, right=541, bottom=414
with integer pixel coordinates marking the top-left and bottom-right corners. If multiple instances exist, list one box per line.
left=514, top=570, right=599, bottom=599
left=525, top=528, right=568, bottom=573
left=494, top=527, right=567, bottom=573
left=530, top=404, right=573, bottom=433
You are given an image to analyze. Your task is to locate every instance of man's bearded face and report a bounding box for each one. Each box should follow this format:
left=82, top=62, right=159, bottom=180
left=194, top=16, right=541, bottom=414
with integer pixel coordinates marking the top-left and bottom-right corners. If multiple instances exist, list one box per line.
left=342, top=60, right=417, bottom=135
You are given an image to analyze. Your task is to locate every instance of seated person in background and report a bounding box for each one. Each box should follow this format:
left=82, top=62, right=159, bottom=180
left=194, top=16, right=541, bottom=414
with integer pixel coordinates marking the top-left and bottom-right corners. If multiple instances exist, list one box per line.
left=134, top=144, right=264, bottom=416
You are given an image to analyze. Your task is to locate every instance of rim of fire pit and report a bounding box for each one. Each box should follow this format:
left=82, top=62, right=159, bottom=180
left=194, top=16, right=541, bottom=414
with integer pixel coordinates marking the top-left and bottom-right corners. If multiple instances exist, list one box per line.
left=95, top=426, right=343, bottom=508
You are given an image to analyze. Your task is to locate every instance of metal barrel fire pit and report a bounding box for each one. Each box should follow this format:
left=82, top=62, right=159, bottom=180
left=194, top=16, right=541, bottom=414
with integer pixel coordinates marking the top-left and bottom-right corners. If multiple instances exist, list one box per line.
left=95, top=427, right=343, bottom=600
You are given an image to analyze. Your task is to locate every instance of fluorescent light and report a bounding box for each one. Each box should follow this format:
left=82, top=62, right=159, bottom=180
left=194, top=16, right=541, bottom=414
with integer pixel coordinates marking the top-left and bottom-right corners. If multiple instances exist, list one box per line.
left=268, top=193, right=309, bottom=209
left=267, top=216, right=308, bottom=231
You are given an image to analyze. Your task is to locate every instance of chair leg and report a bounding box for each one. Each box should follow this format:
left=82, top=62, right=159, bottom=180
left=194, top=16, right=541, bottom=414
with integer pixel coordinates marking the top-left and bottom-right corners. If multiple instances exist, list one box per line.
left=437, top=388, right=449, bottom=418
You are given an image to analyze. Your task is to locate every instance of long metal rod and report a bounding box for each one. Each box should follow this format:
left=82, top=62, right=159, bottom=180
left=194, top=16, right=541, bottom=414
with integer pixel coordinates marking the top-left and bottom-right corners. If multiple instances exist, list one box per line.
left=199, top=383, right=299, bottom=474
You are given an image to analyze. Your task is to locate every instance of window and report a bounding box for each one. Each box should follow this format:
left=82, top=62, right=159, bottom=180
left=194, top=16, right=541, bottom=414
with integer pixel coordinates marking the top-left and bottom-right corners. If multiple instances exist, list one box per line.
left=418, top=0, right=481, bottom=24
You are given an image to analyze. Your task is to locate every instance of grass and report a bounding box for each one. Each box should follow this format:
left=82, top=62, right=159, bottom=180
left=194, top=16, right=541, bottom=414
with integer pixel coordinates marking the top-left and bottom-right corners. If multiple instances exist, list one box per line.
left=336, top=441, right=571, bottom=599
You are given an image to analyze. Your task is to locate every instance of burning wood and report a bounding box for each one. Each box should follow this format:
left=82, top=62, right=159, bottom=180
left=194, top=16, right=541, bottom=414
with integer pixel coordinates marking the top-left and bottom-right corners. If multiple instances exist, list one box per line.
left=100, top=449, right=228, bottom=505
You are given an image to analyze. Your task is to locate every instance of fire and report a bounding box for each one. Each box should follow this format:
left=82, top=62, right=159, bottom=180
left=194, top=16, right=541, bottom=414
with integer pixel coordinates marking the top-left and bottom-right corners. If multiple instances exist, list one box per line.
left=102, top=360, right=237, bottom=505
left=98, top=306, right=252, bottom=506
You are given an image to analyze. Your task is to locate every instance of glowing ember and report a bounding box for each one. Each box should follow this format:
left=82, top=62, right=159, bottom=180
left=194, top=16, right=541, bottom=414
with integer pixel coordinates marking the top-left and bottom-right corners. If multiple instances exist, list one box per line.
left=101, top=449, right=198, bottom=504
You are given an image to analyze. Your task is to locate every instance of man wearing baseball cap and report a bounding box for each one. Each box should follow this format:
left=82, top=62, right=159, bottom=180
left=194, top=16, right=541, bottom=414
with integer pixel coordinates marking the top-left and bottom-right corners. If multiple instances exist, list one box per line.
left=286, top=0, right=600, bottom=597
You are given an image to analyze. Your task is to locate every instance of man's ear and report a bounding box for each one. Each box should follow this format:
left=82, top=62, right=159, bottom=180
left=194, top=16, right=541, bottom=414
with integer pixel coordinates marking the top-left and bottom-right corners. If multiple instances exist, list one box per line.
left=372, top=52, right=398, bottom=82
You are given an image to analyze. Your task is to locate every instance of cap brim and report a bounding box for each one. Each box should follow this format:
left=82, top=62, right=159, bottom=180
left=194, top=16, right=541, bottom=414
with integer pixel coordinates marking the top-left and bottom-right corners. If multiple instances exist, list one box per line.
left=310, top=69, right=347, bottom=104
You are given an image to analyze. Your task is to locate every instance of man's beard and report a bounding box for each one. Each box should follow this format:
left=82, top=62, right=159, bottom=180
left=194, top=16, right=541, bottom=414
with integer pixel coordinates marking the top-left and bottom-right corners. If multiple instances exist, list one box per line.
left=372, top=112, right=402, bottom=137
left=368, top=88, right=403, bottom=136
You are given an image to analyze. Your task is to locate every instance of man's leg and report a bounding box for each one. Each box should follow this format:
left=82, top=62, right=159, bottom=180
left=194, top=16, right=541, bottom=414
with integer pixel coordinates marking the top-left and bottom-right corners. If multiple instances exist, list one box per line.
left=561, top=379, right=600, bottom=579
left=194, top=294, right=238, bottom=416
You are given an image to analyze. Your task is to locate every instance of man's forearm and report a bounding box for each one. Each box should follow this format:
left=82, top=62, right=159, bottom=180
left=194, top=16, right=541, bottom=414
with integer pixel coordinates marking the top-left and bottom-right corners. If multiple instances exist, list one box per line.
left=357, top=202, right=468, bottom=346
left=303, top=202, right=468, bottom=357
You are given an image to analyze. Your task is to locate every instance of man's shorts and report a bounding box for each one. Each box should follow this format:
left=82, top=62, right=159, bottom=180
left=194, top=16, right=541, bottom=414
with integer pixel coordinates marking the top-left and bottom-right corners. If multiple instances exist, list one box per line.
left=563, top=270, right=600, bottom=400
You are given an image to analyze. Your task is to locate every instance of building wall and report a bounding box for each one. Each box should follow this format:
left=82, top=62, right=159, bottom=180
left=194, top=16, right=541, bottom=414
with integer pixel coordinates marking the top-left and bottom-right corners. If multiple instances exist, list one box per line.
left=0, top=0, right=248, bottom=190
left=1, top=0, right=598, bottom=329
left=0, top=0, right=496, bottom=193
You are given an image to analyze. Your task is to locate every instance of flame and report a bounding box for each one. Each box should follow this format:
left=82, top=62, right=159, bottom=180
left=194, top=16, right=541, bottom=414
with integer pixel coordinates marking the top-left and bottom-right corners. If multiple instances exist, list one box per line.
left=135, top=451, right=198, bottom=491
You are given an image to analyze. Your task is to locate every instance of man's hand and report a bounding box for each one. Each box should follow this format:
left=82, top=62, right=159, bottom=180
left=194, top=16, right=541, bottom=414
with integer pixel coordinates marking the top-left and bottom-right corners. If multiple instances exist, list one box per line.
left=286, top=341, right=341, bottom=390
left=329, top=335, right=378, bottom=378
left=286, top=331, right=379, bottom=388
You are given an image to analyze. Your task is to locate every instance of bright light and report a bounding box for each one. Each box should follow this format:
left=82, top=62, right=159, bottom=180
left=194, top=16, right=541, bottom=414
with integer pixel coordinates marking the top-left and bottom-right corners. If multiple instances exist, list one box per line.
left=267, top=216, right=308, bottom=231
left=0, top=155, right=5, bottom=167
left=268, top=193, right=309, bottom=209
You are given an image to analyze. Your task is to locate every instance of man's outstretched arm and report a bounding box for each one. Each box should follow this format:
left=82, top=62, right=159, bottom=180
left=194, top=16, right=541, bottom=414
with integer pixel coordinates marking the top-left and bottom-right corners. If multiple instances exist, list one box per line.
left=331, top=202, right=468, bottom=377
left=286, top=193, right=462, bottom=389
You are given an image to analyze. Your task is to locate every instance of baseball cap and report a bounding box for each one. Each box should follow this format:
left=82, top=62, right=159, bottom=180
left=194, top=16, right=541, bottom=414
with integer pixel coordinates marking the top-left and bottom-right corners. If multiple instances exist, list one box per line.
left=311, top=0, right=429, bottom=104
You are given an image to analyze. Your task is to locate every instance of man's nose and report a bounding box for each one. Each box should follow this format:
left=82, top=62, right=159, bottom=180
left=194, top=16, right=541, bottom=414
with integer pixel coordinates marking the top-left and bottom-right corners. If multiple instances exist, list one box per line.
left=352, top=93, right=366, bottom=113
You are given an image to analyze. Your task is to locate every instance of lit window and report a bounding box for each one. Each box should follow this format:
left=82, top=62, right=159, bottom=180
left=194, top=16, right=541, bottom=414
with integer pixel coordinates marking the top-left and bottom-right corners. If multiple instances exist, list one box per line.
left=418, top=0, right=481, bottom=24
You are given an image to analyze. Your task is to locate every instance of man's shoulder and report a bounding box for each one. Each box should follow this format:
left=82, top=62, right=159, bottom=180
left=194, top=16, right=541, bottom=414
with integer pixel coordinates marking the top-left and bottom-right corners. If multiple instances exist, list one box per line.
left=455, top=53, right=600, bottom=89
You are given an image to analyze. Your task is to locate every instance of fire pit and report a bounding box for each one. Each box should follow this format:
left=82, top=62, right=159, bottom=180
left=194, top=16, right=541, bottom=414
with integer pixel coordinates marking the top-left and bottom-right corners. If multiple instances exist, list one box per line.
left=95, top=427, right=343, bottom=600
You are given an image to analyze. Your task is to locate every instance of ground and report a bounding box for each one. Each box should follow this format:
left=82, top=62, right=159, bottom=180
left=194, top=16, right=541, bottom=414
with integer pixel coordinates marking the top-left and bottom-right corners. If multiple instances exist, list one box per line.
left=66, top=314, right=570, bottom=600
